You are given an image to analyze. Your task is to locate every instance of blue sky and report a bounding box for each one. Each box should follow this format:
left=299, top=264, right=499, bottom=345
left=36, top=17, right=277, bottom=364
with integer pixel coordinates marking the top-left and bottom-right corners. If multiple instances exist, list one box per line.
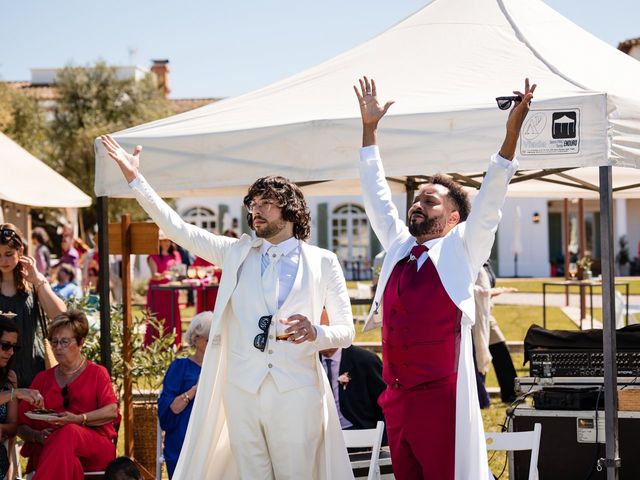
left=1, top=0, right=638, bottom=99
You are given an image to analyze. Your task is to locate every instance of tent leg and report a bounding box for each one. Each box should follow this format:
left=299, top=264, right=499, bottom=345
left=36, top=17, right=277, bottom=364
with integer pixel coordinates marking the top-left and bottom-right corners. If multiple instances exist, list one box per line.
left=599, top=166, right=620, bottom=479
left=97, top=196, right=112, bottom=374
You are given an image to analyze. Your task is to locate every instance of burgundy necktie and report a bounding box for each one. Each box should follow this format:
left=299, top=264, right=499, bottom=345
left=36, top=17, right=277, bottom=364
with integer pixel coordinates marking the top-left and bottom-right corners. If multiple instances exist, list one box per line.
left=398, top=244, right=429, bottom=294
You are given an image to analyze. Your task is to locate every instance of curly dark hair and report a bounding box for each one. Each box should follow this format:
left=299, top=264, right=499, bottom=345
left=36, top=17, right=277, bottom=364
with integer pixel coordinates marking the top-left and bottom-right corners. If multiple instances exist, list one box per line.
left=430, top=174, right=471, bottom=222
left=243, top=176, right=311, bottom=241
left=0, top=223, right=28, bottom=294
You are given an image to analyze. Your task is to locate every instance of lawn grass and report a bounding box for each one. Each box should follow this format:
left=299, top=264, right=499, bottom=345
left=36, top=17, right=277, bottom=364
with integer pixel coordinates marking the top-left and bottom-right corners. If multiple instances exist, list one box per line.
left=496, top=277, right=640, bottom=295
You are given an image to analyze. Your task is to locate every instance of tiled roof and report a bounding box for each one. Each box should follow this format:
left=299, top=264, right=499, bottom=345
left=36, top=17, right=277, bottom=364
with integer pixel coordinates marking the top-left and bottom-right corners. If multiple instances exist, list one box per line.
left=4, top=81, right=60, bottom=101
left=170, top=97, right=221, bottom=113
left=618, top=37, right=640, bottom=54
left=5, top=80, right=221, bottom=114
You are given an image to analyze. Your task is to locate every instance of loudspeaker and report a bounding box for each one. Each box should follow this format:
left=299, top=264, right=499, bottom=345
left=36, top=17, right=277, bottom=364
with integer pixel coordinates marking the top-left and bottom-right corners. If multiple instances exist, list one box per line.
left=511, top=408, right=640, bottom=479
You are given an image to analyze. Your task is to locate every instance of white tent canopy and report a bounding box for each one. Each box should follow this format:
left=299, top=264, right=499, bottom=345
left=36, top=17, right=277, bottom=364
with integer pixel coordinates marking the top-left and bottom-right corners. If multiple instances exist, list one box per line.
left=95, top=0, right=640, bottom=198
left=1, top=133, right=91, bottom=208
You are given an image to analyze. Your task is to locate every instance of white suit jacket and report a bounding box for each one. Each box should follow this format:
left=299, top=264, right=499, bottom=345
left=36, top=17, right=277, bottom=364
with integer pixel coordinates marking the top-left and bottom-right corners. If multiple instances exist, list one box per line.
left=128, top=175, right=355, bottom=479
left=359, top=145, right=517, bottom=480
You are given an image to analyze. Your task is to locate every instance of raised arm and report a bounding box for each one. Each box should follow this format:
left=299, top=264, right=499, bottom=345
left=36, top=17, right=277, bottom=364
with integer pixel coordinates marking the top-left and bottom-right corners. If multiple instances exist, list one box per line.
left=100, top=135, right=235, bottom=266
left=463, top=78, right=536, bottom=271
left=354, top=77, right=410, bottom=251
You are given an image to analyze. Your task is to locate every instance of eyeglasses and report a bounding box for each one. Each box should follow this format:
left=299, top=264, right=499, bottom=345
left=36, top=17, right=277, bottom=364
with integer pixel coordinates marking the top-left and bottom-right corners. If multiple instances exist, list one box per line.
left=50, top=337, right=76, bottom=349
left=253, top=315, right=272, bottom=352
left=0, top=228, right=20, bottom=244
left=495, top=95, right=522, bottom=110
left=246, top=199, right=279, bottom=214
left=61, top=385, right=70, bottom=409
left=0, top=342, right=20, bottom=353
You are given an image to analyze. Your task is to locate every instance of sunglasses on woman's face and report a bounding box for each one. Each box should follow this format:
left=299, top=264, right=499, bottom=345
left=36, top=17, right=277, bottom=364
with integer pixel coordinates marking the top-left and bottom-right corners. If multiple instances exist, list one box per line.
left=0, top=342, right=20, bottom=353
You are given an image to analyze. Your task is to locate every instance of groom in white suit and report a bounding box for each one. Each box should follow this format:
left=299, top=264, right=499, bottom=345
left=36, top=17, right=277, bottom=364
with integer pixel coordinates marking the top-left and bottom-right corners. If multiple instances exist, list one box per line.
left=354, top=77, right=535, bottom=479
left=100, top=136, right=355, bottom=479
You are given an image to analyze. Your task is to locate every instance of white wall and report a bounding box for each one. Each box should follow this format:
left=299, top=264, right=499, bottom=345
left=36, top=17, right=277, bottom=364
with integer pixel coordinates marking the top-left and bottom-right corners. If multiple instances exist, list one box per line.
left=497, top=198, right=550, bottom=277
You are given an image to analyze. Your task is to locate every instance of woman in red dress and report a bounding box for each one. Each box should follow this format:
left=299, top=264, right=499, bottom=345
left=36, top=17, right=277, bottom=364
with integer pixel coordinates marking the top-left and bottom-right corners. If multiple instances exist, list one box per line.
left=146, top=231, right=183, bottom=345
left=18, top=310, right=119, bottom=479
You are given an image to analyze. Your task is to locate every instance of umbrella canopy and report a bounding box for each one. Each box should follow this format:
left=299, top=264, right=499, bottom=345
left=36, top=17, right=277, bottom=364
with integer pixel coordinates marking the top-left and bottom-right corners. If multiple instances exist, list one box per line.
left=1, top=133, right=91, bottom=208
left=95, top=0, right=640, bottom=199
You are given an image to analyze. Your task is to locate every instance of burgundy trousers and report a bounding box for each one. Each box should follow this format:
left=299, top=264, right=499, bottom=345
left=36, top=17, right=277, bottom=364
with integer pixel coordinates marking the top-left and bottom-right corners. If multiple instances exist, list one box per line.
left=379, top=374, right=457, bottom=480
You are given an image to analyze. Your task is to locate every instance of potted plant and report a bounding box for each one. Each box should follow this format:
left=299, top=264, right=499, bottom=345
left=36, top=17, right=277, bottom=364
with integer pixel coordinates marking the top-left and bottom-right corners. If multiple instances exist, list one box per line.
left=616, top=235, right=631, bottom=276
left=577, top=253, right=593, bottom=280
left=83, top=300, right=179, bottom=476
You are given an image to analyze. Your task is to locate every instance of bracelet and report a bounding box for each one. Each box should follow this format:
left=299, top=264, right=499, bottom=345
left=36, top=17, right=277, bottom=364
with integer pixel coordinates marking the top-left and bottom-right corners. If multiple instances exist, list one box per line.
left=34, top=278, right=47, bottom=291
left=9, top=388, right=13, bottom=402
left=182, top=393, right=190, bottom=404
left=81, top=413, right=87, bottom=426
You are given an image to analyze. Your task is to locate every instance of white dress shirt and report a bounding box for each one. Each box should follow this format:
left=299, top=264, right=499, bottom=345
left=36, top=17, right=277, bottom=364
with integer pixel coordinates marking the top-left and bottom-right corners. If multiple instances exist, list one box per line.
left=260, top=236, right=300, bottom=309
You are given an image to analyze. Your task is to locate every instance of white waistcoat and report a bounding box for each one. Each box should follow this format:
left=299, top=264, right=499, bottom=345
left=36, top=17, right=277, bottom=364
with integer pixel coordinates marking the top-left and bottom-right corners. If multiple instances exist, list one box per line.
left=228, top=249, right=317, bottom=393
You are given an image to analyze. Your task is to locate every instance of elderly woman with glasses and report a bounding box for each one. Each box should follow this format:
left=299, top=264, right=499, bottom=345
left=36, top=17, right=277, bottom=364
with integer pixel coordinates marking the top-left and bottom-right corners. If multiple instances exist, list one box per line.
left=0, top=223, right=66, bottom=388
left=158, top=311, right=212, bottom=478
left=18, top=310, right=119, bottom=479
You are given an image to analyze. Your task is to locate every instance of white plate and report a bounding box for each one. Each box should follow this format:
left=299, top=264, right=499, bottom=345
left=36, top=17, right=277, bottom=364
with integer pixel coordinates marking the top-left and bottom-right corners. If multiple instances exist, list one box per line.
left=25, top=411, right=62, bottom=422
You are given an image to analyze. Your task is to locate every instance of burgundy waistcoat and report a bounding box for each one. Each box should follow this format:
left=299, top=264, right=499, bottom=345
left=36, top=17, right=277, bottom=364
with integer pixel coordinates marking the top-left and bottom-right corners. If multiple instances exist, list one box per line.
left=382, top=255, right=462, bottom=388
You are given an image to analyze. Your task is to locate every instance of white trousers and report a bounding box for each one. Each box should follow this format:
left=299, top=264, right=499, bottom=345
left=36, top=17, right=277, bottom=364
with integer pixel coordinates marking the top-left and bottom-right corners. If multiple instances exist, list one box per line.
left=223, top=374, right=324, bottom=480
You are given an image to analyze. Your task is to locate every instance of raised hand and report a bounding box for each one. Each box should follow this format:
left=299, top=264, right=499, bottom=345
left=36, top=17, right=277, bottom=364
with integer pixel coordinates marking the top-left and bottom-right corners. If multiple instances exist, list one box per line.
left=353, top=76, right=394, bottom=127
left=100, top=135, right=142, bottom=183
left=15, top=388, right=45, bottom=408
left=507, top=78, right=537, bottom=134
left=499, top=78, right=537, bottom=160
left=19, top=256, right=41, bottom=285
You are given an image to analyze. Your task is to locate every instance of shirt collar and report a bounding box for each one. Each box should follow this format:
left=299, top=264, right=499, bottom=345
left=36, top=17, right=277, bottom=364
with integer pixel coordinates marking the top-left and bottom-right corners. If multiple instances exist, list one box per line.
left=414, top=238, right=441, bottom=250
left=260, top=236, right=299, bottom=257
left=321, top=348, right=342, bottom=364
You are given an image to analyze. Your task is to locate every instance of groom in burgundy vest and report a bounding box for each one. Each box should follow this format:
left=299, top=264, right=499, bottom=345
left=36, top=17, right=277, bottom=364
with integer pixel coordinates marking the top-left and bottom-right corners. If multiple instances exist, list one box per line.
left=354, top=76, right=536, bottom=480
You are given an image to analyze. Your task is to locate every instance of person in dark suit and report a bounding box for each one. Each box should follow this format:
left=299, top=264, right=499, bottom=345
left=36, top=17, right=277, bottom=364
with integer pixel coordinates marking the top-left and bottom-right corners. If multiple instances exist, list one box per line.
left=320, top=345, right=386, bottom=435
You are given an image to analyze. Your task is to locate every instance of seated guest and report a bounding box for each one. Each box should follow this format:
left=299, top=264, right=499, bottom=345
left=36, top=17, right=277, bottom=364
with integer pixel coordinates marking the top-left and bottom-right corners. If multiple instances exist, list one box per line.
left=158, top=311, right=212, bottom=478
left=18, top=310, right=119, bottom=479
left=105, top=457, right=142, bottom=480
left=0, top=317, right=45, bottom=480
left=52, top=264, right=83, bottom=300
left=320, top=344, right=386, bottom=436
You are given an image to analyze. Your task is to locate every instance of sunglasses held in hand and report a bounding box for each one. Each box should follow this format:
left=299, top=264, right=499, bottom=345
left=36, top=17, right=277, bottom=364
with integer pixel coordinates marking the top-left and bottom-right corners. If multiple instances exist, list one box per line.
left=495, top=95, right=523, bottom=110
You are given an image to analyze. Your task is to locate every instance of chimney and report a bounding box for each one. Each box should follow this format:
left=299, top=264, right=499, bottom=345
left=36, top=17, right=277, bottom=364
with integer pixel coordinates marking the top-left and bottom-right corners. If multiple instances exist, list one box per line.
left=151, top=59, right=171, bottom=98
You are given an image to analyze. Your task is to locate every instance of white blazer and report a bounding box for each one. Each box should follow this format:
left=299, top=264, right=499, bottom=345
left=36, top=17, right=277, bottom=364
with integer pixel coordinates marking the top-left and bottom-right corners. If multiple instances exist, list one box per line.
left=128, top=175, right=355, bottom=479
left=358, top=145, right=517, bottom=480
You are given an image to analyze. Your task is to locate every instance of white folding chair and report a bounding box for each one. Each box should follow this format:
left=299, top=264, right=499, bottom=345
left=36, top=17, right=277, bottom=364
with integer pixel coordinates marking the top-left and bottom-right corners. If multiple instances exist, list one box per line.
left=342, top=421, right=385, bottom=480
left=156, top=418, right=165, bottom=480
left=485, top=423, right=542, bottom=480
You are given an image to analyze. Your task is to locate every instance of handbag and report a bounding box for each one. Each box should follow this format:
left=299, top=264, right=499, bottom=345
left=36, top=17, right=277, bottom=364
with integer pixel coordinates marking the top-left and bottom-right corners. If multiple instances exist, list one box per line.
left=33, top=290, right=58, bottom=369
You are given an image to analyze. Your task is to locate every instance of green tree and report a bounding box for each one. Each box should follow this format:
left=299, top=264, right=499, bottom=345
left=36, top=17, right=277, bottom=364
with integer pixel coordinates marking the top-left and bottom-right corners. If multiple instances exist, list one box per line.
left=0, top=82, right=47, bottom=156
left=48, top=62, right=172, bottom=228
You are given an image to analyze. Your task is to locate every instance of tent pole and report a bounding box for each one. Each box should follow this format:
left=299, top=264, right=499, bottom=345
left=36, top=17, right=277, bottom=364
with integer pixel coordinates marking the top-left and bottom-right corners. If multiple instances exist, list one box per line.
left=598, top=166, right=620, bottom=479
left=97, top=196, right=112, bottom=374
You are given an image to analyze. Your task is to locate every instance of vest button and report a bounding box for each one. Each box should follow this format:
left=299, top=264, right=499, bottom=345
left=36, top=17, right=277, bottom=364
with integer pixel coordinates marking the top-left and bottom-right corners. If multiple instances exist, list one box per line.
left=268, top=350, right=273, bottom=354
left=268, top=363, right=273, bottom=368
left=389, top=326, right=395, bottom=332
left=403, top=344, right=408, bottom=350
left=269, top=335, right=274, bottom=340
left=391, top=308, right=397, bottom=315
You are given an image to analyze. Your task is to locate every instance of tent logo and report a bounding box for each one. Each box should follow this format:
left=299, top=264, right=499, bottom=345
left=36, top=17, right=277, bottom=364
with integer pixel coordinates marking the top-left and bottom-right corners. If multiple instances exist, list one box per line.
left=522, top=113, right=547, bottom=141
left=552, top=112, right=577, bottom=139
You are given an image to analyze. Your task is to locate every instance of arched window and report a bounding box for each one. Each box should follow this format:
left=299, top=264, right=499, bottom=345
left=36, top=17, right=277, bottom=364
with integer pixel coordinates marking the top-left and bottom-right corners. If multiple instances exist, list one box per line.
left=182, top=206, right=217, bottom=232
left=331, top=203, right=370, bottom=280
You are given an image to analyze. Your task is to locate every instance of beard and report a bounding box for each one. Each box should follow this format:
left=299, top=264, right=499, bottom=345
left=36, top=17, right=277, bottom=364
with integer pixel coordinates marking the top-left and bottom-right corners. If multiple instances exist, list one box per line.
left=408, top=214, right=445, bottom=237
left=254, top=217, right=288, bottom=239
